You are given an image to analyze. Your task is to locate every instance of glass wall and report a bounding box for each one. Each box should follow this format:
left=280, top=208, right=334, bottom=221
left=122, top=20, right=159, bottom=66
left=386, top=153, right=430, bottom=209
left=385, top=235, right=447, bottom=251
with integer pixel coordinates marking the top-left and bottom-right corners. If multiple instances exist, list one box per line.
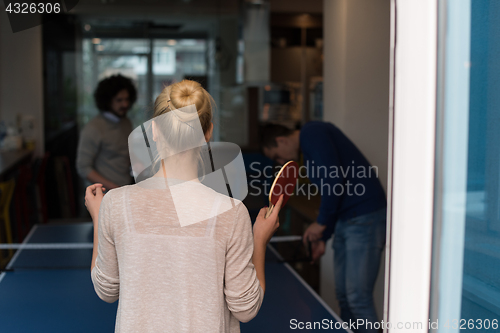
left=78, top=37, right=207, bottom=129
left=152, top=39, right=207, bottom=98
left=79, top=38, right=150, bottom=128
left=433, top=0, right=500, bottom=331
left=461, top=0, right=500, bottom=325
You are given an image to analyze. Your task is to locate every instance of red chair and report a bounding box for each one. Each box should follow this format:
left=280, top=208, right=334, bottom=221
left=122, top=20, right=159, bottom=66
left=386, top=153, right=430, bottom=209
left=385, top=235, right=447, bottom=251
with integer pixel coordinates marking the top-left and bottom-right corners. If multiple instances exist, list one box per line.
left=60, top=156, right=76, bottom=217
left=14, top=164, right=32, bottom=242
left=35, top=153, right=50, bottom=224
left=52, top=155, right=76, bottom=218
left=0, top=178, right=16, bottom=264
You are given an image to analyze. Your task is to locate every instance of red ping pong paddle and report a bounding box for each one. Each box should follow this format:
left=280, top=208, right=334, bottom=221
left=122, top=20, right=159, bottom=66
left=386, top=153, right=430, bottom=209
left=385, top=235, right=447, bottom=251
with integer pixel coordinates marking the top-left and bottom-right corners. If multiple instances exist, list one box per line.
left=265, top=161, right=299, bottom=218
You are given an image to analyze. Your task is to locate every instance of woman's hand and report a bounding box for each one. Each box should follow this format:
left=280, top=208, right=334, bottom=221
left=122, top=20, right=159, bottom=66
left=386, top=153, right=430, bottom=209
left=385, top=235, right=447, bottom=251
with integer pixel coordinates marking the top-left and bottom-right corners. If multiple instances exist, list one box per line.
left=253, top=195, right=284, bottom=247
left=252, top=195, right=284, bottom=293
left=85, top=183, right=106, bottom=223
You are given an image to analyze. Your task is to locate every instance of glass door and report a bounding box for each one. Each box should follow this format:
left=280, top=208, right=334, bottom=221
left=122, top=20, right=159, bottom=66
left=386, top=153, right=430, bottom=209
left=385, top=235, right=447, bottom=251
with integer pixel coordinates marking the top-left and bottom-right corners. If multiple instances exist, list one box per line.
left=152, top=39, right=207, bottom=98
left=79, top=38, right=151, bottom=128
left=432, top=0, right=500, bottom=331
left=388, top=0, right=500, bottom=332
left=78, top=37, right=208, bottom=129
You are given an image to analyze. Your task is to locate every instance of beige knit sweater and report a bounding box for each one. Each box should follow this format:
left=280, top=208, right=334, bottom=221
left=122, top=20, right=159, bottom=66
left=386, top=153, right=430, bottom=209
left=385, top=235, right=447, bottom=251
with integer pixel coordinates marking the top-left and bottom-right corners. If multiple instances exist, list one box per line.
left=91, top=177, right=264, bottom=332
left=76, top=114, right=133, bottom=187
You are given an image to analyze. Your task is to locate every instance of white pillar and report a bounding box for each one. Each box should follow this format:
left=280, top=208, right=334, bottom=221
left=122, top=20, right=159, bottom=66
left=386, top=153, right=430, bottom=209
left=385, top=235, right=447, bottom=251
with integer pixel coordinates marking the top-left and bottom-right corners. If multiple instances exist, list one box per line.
left=321, top=0, right=391, bottom=321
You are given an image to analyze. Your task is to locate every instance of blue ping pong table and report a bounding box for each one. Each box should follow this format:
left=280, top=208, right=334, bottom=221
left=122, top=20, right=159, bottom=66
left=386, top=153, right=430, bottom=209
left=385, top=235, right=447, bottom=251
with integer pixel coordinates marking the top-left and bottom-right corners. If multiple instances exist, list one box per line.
left=0, top=223, right=347, bottom=332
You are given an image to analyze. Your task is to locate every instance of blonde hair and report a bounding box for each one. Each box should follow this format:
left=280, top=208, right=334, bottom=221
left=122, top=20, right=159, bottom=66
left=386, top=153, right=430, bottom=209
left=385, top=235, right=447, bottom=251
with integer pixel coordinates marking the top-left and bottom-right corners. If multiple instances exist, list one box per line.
left=153, top=80, right=214, bottom=134
left=151, top=80, right=215, bottom=178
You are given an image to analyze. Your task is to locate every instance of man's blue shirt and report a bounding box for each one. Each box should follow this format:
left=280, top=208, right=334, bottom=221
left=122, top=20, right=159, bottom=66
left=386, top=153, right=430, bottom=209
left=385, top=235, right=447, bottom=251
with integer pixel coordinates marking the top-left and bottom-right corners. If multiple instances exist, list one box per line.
left=299, top=121, right=386, bottom=240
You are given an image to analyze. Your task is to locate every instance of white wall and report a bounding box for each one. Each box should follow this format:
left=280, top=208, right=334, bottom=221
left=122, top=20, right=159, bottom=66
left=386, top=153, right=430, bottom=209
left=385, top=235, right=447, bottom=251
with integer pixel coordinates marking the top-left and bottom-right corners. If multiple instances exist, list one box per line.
left=0, top=9, right=44, bottom=157
left=321, top=0, right=390, bottom=321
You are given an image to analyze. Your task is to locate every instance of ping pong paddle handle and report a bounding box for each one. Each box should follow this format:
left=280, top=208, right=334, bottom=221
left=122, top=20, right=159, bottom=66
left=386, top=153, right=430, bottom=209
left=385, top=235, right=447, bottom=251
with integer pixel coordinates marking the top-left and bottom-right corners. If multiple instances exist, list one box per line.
left=265, top=204, right=275, bottom=218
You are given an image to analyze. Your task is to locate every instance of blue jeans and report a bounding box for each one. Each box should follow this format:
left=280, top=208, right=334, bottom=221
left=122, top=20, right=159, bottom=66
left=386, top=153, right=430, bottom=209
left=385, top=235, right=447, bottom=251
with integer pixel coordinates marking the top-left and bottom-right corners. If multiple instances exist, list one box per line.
left=333, top=208, right=386, bottom=333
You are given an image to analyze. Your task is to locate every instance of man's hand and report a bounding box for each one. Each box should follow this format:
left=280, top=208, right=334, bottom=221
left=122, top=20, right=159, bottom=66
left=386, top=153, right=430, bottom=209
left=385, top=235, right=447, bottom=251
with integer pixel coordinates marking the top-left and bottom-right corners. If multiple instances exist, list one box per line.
left=85, top=183, right=106, bottom=223
left=310, top=240, right=326, bottom=263
left=303, top=221, right=327, bottom=244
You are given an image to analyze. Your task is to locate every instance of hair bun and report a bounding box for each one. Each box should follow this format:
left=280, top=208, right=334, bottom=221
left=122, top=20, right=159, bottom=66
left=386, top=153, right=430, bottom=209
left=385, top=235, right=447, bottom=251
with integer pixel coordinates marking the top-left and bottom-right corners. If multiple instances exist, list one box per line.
left=153, top=79, right=214, bottom=134
left=170, top=80, right=203, bottom=110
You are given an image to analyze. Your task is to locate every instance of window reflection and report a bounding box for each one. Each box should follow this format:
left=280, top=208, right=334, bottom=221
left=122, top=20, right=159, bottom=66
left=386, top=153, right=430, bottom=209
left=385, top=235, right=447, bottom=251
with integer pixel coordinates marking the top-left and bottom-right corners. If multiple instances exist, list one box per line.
left=462, top=0, right=500, bottom=322
left=78, top=38, right=207, bottom=129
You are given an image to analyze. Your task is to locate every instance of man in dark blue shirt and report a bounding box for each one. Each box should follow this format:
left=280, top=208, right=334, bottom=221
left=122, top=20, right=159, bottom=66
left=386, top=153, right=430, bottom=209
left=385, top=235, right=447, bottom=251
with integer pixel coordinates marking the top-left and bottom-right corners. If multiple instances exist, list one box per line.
left=261, top=122, right=386, bottom=333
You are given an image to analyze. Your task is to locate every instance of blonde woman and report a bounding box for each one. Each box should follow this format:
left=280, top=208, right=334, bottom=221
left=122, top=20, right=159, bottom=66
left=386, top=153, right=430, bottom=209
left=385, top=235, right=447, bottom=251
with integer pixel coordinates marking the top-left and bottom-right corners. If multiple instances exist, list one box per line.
left=85, top=80, right=283, bottom=332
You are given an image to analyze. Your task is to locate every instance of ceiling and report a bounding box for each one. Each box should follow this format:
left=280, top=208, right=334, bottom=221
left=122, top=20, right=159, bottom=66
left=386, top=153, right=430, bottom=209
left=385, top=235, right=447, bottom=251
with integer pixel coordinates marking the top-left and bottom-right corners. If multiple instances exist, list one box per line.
left=71, top=0, right=323, bottom=17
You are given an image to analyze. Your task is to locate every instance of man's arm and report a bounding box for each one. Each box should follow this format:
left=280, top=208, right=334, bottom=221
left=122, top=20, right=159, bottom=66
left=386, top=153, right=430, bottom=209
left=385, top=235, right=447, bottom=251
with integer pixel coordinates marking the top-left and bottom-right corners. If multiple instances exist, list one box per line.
left=76, top=124, right=119, bottom=190
left=301, top=126, right=344, bottom=241
left=86, top=170, right=119, bottom=190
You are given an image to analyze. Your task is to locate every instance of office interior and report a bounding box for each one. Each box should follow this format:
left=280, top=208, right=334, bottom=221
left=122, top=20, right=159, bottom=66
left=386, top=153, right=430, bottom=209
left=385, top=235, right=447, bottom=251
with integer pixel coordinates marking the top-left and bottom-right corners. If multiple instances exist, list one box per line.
left=1, top=0, right=498, bottom=330
left=0, top=0, right=389, bottom=320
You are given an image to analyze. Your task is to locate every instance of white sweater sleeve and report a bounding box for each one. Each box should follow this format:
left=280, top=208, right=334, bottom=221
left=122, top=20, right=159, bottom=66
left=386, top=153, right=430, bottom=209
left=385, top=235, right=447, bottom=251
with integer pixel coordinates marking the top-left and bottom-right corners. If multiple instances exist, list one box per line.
left=76, top=124, right=100, bottom=180
left=223, top=203, right=264, bottom=323
left=91, top=193, right=120, bottom=303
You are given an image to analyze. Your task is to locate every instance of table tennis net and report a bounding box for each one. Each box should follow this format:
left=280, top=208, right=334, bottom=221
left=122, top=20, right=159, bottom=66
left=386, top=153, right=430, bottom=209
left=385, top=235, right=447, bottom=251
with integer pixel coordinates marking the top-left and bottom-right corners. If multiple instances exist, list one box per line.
left=0, top=232, right=311, bottom=272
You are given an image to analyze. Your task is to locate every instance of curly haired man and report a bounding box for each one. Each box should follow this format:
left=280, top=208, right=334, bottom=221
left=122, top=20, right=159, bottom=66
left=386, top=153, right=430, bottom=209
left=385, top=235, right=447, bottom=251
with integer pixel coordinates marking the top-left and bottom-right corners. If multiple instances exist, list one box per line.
left=77, top=74, right=137, bottom=190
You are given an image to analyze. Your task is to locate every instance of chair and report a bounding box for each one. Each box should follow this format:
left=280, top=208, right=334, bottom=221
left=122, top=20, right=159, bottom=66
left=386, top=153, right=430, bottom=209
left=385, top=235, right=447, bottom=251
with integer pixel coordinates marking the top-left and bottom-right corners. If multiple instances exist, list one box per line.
left=60, top=156, right=76, bottom=217
left=14, top=164, right=32, bottom=241
left=12, top=153, right=50, bottom=243
left=53, top=155, right=76, bottom=218
left=34, top=152, right=49, bottom=224
left=0, top=178, right=16, bottom=265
